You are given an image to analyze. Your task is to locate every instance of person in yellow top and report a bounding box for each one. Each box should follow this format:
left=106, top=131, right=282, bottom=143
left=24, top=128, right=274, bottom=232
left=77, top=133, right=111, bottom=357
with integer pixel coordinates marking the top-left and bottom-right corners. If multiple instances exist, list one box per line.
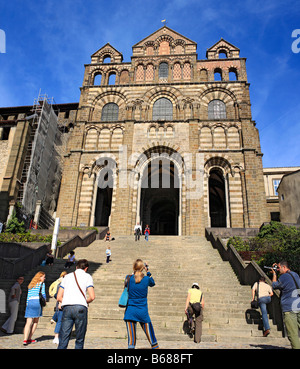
left=185, top=283, right=204, bottom=343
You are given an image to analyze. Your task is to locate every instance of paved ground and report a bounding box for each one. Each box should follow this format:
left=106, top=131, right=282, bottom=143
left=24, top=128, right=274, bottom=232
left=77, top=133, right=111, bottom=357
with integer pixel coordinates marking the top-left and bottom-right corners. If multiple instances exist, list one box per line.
left=0, top=330, right=290, bottom=350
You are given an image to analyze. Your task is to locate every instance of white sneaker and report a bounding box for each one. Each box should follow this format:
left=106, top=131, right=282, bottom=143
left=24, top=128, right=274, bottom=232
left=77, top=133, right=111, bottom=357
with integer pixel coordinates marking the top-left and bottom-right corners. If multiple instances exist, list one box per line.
left=53, top=337, right=59, bottom=344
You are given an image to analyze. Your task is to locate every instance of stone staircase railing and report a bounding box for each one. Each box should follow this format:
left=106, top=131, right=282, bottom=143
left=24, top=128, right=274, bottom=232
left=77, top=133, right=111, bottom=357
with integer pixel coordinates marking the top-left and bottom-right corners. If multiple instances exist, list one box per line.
left=205, top=228, right=284, bottom=333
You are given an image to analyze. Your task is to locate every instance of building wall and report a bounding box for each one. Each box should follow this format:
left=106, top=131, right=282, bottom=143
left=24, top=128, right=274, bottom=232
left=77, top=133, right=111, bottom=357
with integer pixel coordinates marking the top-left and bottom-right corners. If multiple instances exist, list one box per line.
left=278, top=170, right=300, bottom=224
left=56, top=27, right=269, bottom=235
left=0, top=104, right=78, bottom=224
left=263, top=166, right=300, bottom=221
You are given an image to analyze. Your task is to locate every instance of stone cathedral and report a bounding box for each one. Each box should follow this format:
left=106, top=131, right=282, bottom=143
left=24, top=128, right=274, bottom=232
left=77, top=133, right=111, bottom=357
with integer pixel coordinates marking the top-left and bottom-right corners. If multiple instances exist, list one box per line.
left=54, top=26, right=268, bottom=236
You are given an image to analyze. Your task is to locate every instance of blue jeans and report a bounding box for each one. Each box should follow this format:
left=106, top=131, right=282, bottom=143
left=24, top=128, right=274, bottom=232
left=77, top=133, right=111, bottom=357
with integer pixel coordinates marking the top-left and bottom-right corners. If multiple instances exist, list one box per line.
left=258, top=296, right=271, bottom=331
left=57, top=305, right=88, bottom=349
left=54, top=310, right=63, bottom=334
left=145, top=232, right=149, bottom=241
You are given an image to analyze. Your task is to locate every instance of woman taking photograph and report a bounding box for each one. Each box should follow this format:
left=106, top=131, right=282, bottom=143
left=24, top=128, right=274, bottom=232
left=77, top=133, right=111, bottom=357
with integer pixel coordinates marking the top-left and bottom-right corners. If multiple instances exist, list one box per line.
left=23, top=271, right=46, bottom=346
left=123, top=259, right=159, bottom=349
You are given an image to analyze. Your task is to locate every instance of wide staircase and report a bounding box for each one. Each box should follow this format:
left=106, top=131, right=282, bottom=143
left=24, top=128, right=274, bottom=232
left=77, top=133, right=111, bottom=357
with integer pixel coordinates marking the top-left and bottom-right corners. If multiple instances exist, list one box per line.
left=1, top=236, right=289, bottom=346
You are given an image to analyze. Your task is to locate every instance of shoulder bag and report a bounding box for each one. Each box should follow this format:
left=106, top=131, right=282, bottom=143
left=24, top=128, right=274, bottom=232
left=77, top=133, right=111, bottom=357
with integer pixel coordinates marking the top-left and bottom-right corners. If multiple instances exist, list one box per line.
left=191, top=293, right=203, bottom=314
left=74, top=271, right=87, bottom=303
left=39, top=283, right=46, bottom=307
left=119, top=274, right=131, bottom=308
left=251, top=282, right=259, bottom=309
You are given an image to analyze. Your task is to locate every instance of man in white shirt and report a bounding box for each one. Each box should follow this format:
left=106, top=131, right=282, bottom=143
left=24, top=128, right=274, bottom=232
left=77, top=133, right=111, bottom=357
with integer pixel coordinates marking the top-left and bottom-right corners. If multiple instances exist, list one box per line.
left=134, top=222, right=142, bottom=241
left=57, top=259, right=95, bottom=349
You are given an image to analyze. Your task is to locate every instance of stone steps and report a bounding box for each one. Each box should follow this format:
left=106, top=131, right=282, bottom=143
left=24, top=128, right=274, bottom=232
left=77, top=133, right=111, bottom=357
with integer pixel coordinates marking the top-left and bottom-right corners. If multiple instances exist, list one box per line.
left=0, top=235, right=289, bottom=347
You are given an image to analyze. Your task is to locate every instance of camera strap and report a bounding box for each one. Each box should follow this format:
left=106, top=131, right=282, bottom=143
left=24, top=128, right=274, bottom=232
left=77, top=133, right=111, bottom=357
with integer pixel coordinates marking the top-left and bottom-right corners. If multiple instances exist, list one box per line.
left=287, top=272, right=300, bottom=296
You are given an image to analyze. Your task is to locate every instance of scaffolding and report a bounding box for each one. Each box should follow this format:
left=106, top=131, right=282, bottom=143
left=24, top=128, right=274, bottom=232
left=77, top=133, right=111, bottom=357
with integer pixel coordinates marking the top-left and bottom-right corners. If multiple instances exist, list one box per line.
left=17, top=90, right=61, bottom=227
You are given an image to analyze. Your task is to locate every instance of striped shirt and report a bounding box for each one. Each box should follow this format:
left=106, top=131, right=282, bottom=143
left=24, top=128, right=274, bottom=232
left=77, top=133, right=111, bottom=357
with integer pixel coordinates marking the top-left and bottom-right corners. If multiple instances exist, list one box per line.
left=26, top=282, right=46, bottom=304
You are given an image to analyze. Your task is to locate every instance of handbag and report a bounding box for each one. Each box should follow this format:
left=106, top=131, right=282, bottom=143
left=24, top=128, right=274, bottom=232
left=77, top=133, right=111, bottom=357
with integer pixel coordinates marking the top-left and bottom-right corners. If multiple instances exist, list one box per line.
left=251, top=282, right=259, bottom=309
left=119, top=275, right=131, bottom=308
left=39, top=283, right=46, bottom=307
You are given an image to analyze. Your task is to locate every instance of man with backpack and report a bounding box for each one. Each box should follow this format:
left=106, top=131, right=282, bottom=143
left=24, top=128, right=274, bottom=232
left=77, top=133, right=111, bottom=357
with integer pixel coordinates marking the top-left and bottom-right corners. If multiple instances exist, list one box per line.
left=184, top=283, right=204, bottom=343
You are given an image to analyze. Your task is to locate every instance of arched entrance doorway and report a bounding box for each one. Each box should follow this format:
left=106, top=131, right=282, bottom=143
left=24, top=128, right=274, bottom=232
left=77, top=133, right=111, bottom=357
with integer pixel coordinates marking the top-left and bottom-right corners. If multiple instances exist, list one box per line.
left=139, top=156, right=180, bottom=235
left=94, top=164, right=114, bottom=227
left=209, top=168, right=227, bottom=227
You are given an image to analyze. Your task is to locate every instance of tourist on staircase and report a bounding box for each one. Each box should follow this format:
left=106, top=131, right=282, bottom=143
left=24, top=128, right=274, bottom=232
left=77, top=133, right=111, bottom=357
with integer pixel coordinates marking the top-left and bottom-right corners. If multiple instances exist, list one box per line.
left=1, top=276, right=24, bottom=335
left=134, top=222, right=142, bottom=241
left=49, top=271, right=68, bottom=345
left=64, top=250, right=75, bottom=269
left=23, top=271, right=46, bottom=346
left=271, top=261, right=300, bottom=349
left=57, top=259, right=95, bottom=349
left=251, top=276, right=273, bottom=337
left=123, top=259, right=159, bottom=349
left=144, top=225, right=150, bottom=242
left=185, top=282, right=204, bottom=343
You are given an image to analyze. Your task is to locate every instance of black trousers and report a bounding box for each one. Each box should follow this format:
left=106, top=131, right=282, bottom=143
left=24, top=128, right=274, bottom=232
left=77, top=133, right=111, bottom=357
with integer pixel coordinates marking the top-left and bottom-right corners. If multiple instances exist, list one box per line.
left=187, top=303, right=203, bottom=343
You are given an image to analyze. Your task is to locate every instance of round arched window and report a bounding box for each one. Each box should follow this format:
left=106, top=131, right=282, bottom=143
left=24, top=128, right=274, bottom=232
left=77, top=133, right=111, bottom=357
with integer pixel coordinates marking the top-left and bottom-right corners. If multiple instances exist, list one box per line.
left=208, top=100, right=226, bottom=120
left=159, top=62, right=169, bottom=79
left=153, top=98, right=173, bottom=120
left=101, top=103, right=119, bottom=121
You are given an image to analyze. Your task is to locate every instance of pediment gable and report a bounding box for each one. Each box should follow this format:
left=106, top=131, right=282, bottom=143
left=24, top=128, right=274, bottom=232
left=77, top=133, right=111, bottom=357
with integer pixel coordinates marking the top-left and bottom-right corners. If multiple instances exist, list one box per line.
left=132, top=26, right=197, bottom=57
left=91, top=43, right=123, bottom=63
left=206, top=38, right=240, bottom=58
left=133, top=26, right=197, bottom=48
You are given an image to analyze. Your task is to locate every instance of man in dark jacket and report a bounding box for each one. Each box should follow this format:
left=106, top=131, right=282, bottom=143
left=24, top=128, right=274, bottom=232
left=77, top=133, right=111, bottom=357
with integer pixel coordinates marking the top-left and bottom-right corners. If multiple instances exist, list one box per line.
left=271, top=261, right=300, bottom=349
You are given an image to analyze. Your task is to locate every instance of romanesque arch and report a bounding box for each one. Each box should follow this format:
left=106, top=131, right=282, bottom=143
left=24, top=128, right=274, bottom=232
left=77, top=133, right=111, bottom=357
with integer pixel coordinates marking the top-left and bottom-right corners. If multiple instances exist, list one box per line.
left=199, top=86, right=238, bottom=120
left=142, top=86, right=183, bottom=120
left=203, top=155, right=245, bottom=228
left=90, top=91, right=127, bottom=121
left=131, top=144, right=185, bottom=235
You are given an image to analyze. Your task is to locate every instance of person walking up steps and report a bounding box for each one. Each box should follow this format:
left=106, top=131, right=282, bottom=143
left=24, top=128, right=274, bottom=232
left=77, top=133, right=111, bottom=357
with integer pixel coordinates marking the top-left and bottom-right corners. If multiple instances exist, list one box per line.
left=1, top=276, right=24, bottom=335
left=123, top=259, right=159, bottom=349
left=23, top=272, right=46, bottom=346
left=49, top=271, right=67, bottom=345
left=144, top=225, right=150, bottom=242
left=134, top=222, right=142, bottom=241
left=106, top=246, right=111, bottom=263
left=57, top=259, right=95, bottom=349
left=185, top=282, right=204, bottom=343
left=251, top=276, right=273, bottom=337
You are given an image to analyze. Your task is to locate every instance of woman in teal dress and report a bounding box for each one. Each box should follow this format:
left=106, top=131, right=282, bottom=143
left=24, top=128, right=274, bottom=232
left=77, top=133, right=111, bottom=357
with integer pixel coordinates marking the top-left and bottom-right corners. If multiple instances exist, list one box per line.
left=124, top=259, right=159, bottom=349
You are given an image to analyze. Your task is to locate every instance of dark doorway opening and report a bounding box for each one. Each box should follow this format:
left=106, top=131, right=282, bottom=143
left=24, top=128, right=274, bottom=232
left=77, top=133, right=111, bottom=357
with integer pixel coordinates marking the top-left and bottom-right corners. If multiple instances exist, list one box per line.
left=140, top=158, right=179, bottom=235
left=94, top=169, right=113, bottom=226
left=209, top=168, right=226, bottom=227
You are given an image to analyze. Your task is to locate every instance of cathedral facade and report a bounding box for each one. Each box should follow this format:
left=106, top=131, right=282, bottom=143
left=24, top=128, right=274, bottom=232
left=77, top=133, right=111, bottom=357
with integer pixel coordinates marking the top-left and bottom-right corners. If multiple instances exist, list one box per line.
left=55, top=26, right=268, bottom=235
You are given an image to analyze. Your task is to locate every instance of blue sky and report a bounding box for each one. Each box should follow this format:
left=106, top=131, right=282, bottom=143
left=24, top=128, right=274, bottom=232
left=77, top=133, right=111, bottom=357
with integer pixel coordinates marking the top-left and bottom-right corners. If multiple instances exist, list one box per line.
left=0, top=0, right=299, bottom=168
